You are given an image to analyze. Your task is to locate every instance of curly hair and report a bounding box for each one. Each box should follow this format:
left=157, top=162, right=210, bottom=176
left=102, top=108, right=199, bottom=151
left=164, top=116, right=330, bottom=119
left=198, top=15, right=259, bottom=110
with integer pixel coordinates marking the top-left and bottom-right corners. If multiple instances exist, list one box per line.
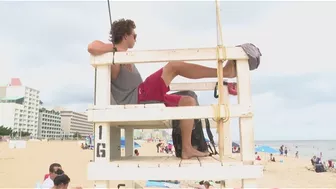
left=109, top=18, right=136, bottom=44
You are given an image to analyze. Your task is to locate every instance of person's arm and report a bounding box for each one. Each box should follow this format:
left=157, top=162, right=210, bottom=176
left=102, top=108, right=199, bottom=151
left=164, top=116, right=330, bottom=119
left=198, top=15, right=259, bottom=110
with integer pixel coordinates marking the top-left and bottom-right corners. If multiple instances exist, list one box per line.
left=87, top=40, right=114, bottom=55
left=87, top=40, right=121, bottom=80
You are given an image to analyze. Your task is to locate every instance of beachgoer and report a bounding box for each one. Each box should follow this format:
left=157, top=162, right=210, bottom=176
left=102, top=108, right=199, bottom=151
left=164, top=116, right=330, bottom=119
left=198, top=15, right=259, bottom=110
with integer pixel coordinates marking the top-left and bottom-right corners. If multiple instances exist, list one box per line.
left=311, top=155, right=317, bottom=165
left=203, top=181, right=211, bottom=189
left=134, top=149, right=139, bottom=156
left=42, top=163, right=62, bottom=188
left=168, top=143, right=173, bottom=153
left=156, top=142, right=162, bottom=153
left=88, top=18, right=236, bottom=159
left=284, top=147, right=288, bottom=157
left=52, top=173, right=71, bottom=189
left=270, top=153, right=275, bottom=162
left=256, top=155, right=261, bottom=161
left=279, top=145, right=283, bottom=156
left=42, top=167, right=64, bottom=189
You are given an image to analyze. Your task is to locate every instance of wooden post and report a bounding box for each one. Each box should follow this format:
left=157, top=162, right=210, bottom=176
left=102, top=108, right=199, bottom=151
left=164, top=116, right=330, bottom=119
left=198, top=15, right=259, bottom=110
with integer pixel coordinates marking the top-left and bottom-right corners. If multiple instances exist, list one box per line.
left=236, top=60, right=256, bottom=188
left=110, top=127, right=121, bottom=159
left=94, top=65, right=111, bottom=189
left=125, top=128, right=134, bottom=156
left=222, top=84, right=235, bottom=188
left=223, top=86, right=232, bottom=157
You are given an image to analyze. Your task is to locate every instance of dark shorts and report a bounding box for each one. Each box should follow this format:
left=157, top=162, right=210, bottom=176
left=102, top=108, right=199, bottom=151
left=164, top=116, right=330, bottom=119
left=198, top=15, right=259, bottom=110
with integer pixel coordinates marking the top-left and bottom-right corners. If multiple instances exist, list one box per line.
left=137, top=68, right=182, bottom=107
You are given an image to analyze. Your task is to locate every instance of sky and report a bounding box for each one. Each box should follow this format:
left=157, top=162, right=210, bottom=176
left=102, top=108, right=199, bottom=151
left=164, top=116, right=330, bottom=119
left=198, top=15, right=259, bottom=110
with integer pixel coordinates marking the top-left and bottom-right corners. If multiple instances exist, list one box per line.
left=0, top=1, right=335, bottom=141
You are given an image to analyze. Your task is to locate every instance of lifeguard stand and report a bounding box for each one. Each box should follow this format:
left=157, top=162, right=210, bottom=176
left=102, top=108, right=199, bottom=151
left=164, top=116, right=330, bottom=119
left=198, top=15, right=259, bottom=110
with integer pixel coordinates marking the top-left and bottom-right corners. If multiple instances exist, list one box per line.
left=87, top=0, right=263, bottom=188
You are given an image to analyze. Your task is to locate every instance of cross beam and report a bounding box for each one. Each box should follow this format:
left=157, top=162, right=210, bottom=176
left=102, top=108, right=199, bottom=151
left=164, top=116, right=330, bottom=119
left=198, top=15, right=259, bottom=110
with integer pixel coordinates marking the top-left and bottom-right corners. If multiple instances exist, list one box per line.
left=90, top=46, right=248, bottom=67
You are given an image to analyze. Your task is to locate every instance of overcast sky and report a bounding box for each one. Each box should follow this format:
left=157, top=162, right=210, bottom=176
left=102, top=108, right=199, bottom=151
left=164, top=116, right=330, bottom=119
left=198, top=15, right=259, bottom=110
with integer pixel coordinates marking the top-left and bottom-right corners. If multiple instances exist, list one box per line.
left=1, top=1, right=335, bottom=140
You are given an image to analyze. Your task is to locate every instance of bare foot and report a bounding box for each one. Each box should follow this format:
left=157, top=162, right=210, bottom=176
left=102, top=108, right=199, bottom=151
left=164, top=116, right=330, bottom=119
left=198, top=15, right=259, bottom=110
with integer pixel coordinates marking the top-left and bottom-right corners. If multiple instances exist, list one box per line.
left=181, top=148, right=209, bottom=159
left=223, top=60, right=236, bottom=78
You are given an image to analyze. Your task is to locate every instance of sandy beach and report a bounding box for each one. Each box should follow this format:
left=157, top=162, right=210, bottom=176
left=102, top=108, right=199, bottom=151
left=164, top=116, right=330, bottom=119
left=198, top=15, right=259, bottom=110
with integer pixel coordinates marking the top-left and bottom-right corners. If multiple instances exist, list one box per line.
left=0, top=140, right=335, bottom=189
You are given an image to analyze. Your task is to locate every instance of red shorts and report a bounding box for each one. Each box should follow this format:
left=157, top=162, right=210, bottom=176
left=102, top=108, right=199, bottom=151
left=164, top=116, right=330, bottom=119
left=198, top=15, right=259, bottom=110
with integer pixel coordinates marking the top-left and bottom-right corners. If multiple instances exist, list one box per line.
left=137, top=68, right=182, bottom=107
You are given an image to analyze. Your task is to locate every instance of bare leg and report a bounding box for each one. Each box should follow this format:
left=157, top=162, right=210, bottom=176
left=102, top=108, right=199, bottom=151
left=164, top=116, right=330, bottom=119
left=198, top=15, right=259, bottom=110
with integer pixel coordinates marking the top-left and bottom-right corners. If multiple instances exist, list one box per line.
left=161, top=60, right=236, bottom=86
left=178, top=96, right=209, bottom=159
left=161, top=60, right=236, bottom=159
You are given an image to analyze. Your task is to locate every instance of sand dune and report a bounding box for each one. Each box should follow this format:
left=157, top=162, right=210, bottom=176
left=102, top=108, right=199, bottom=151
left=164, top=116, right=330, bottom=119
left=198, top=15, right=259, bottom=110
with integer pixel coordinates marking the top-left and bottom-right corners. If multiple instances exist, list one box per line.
left=0, top=141, right=335, bottom=188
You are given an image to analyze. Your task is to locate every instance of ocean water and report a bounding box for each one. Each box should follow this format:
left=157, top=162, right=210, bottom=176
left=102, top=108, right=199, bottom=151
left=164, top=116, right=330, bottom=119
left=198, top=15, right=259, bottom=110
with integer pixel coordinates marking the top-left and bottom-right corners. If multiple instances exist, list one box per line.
left=253, top=140, right=336, bottom=160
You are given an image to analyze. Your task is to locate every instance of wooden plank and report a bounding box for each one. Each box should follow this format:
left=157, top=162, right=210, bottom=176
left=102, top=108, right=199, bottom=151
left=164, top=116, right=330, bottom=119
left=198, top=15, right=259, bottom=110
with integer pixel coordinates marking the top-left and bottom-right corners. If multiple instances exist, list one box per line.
left=93, top=65, right=111, bottom=188
left=87, top=162, right=263, bottom=181
left=115, top=119, right=225, bottom=129
left=223, top=86, right=232, bottom=157
left=109, top=127, right=121, bottom=160
left=90, top=47, right=248, bottom=67
left=108, top=156, right=172, bottom=168
left=199, top=155, right=241, bottom=167
left=160, top=156, right=183, bottom=168
left=180, top=157, right=200, bottom=168
left=89, top=103, right=165, bottom=109
left=169, top=82, right=217, bottom=91
left=91, top=155, right=243, bottom=169
left=115, top=121, right=170, bottom=129
left=124, top=128, right=133, bottom=157
left=236, top=60, right=257, bottom=188
left=198, top=156, right=221, bottom=166
left=87, top=104, right=253, bottom=123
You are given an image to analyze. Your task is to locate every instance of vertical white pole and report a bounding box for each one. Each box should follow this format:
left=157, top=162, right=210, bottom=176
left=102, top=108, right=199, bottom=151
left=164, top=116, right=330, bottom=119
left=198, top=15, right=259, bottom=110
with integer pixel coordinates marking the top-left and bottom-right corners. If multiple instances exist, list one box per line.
left=236, top=60, right=256, bottom=188
left=93, top=65, right=111, bottom=189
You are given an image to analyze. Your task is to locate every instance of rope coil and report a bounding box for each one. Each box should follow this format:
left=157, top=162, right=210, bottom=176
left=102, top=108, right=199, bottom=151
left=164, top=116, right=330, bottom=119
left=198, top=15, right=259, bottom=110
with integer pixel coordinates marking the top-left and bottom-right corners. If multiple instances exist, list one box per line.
left=212, top=104, right=230, bottom=123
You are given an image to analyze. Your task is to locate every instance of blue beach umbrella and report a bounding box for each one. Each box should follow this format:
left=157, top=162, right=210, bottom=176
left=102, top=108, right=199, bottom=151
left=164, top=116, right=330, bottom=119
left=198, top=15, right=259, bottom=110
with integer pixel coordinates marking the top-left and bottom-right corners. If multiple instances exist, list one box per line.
left=119, top=137, right=141, bottom=148
left=255, top=145, right=278, bottom=154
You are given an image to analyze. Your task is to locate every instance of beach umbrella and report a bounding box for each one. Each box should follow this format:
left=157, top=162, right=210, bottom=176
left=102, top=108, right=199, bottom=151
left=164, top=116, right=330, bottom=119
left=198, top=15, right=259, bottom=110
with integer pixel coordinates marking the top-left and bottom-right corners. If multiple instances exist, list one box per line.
left=255, top=145, right=278, bottom=154
left=255, top=145, right=278, bottom=163
left=120, top=139, right=141, bottom=148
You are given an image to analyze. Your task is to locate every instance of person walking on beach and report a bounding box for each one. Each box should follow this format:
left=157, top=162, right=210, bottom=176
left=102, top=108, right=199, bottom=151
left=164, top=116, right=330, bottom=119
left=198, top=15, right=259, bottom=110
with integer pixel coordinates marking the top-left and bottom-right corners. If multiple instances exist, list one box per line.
left=279, top=145, right=284, bottom=156
left=88, top=18, right=237, bottom=159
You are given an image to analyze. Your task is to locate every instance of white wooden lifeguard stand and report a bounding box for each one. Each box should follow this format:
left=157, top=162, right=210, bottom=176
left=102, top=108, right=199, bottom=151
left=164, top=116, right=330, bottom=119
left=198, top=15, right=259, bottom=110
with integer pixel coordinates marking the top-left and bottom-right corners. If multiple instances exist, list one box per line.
left=87, top=0, right=263, bottom=188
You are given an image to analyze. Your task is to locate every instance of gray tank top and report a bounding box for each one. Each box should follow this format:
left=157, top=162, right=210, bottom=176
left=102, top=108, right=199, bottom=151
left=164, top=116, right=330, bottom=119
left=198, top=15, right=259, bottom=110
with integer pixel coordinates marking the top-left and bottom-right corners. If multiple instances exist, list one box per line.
left=111, top=65, right=143, bottom=105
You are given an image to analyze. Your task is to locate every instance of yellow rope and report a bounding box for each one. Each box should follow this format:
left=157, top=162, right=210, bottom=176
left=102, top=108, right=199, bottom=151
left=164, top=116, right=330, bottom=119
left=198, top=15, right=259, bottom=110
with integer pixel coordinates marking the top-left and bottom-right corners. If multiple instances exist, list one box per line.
left=212, top=104, right=230, bottom=123
left=212, top=104, right=220, bottom=122
left=223, top=104, right=230, bottom=123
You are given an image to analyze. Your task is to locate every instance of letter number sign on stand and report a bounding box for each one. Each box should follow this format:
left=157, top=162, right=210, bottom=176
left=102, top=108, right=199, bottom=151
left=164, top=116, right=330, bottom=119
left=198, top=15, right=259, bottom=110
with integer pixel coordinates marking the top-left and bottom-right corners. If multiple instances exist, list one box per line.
left=96, top=125, right=106, bottom=158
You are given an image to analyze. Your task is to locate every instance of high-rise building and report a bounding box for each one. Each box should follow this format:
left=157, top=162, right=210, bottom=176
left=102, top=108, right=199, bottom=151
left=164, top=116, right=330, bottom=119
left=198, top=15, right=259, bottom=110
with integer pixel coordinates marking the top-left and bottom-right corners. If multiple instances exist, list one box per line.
left=0, top=78, right=40, bottom=137
left=0, top=97, right=24, bottom=132
left=55, top=107, right=94, bottom=137
left=38, top=107, right=62, bottom=139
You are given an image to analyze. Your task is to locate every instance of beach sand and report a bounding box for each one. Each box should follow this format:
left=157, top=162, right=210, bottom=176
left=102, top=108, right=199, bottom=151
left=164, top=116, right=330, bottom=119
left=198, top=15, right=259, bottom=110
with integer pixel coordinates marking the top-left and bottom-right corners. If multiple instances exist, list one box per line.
left=0, top=140, right=335, bottom=188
